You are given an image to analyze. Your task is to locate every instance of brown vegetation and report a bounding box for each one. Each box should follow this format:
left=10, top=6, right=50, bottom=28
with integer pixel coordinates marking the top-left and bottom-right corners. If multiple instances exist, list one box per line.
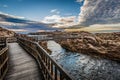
left=0, top=27, right=15, bottom=37
left=57, top=31, right=120, bottom=61
left=39, top=41, right=52, bottom=54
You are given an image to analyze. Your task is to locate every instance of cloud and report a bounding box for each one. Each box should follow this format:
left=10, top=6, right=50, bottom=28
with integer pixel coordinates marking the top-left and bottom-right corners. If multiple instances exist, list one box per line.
left=42, top=15, right=61, bottom=24
left=0, top=12, right=25, bottom=19
left=37, top=30, right=46, bottom=32
left=83, top=24, right=120, bottom=32
left=42, top=15, right=77, bottom=28
left=0, top=4, right=8, bottom=8
left=8, top=29, right=28, bottom=32
left=0, top=21, right=28, bottom=26
left=50, top=9, right=60, bottom=14
left=53, top=16, right=77, bottom=28
left=65, top=23, right=120, bottom=32
left=3, top=5, right=8, bottom=8
left=78, top=0, right=120, bottom=26
left=45, top=0, right=120, bottom=31
left=76, top=0, right=84, bottom=3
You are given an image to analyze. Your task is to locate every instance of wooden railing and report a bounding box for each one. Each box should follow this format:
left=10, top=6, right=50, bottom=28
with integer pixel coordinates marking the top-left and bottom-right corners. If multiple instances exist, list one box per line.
left=0, top=38, right=8, bottom=80
left=7, top=37, right=17, bottom=43
left=17, top=37, right=73, bottom=80
left=0, top=37, right=7, bottom=50
left=30, top=35, right=82, bottom=41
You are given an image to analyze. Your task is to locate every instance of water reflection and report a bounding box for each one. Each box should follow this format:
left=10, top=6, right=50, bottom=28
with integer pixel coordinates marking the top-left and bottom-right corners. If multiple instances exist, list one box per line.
left=47, top=40, right=120, bottom=80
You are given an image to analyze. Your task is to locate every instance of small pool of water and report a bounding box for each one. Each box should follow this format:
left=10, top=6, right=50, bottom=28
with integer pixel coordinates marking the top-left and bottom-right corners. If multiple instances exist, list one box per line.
left=47, top=40, right=120, bottom=80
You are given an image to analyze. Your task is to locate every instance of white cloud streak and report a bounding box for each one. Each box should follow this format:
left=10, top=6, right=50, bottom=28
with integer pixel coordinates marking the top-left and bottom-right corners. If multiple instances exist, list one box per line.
left=3, top=5, right=8, bottom=8
left=0, top=21, right=28, bottom=26
left=76, top=0, right=83, bottom=3
left=65, top=23, right=120, bottom=32
left=0, top=4, right=8, bottom=8
left=8, top=29, right=28, bottom=32
left=50, top=9, right=60, bottom=14
left=42, top=15, right=61, bottom=24
left=0, top=12, right=25, bottom=19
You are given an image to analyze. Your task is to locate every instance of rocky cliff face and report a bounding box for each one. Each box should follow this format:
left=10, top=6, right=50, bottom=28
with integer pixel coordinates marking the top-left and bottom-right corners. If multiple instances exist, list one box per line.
left=0, top=27, right=15, bottom=37
left=57, top=31, right=120, bottom=61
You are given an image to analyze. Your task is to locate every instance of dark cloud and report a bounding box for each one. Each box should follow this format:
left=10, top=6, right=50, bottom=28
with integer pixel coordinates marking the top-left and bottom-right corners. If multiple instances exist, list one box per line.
left=78, top=0, right=120, bottom=26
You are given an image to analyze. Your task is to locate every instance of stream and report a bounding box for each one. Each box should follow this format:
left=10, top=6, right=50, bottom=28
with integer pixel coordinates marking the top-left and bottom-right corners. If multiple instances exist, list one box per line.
left=47, top=40, right=120, bottom=80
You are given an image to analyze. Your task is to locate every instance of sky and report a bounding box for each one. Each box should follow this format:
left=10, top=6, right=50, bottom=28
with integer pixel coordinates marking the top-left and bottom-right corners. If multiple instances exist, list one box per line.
left=0, top=0, right=84, bottom=21
left=0, top=0, right=120, bottom=32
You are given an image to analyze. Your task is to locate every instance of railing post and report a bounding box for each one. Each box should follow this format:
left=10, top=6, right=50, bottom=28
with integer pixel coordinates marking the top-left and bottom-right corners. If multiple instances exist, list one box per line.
left=55, top=67, right=58, bottom=80
left=0, top=37, right=8, bottom=80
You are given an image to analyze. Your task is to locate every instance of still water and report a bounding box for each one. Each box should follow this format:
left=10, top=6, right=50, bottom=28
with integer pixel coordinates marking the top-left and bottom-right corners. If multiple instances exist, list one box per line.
left=47, top=40, right=120, bottom=80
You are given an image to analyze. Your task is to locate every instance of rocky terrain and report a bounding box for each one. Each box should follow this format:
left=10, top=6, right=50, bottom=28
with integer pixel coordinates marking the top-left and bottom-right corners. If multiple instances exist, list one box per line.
left=0, top=27, right=15, bottom=37
left=57, top=31, right=120, bottom=61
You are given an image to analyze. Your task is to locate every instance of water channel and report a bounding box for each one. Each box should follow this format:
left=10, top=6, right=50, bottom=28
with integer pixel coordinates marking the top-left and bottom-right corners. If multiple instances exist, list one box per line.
left=47, top=40, right=120, bottom=80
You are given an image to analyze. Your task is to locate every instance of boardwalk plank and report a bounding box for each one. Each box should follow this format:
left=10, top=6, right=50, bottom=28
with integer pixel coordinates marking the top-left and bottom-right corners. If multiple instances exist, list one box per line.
left=5, top=43, right=42, bottom=80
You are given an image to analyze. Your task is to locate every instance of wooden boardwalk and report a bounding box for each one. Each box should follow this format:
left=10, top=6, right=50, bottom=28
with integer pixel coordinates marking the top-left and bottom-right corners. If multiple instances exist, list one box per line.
left=5, top=43, right=42, bottom=80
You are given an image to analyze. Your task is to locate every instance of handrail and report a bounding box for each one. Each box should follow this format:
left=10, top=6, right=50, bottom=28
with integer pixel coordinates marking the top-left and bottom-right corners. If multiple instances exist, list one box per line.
left=7, top=37, right=17, bottom=43
left=0, top=38, right=8, bottom=80
left=31, top=35, right=82, bottom=41
left=17, top=37, right=73, bottom=80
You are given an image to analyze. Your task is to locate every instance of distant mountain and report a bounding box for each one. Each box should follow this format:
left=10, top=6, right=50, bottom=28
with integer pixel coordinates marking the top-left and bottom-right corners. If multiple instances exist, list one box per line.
left=0, top=12, right=58, bottom=33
